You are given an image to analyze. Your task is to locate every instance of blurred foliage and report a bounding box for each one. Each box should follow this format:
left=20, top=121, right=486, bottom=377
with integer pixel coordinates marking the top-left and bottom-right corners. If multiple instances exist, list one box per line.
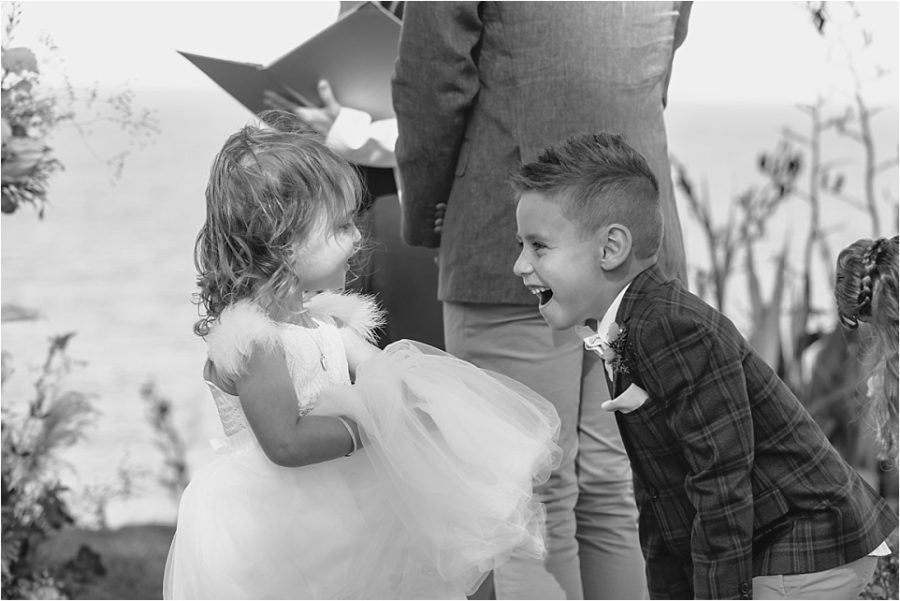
left=0, top=2, right=158, bottom=217
left=1, top=334, right=103, bottom=599
left=141, top=380, right=191, bottom=503
left=861, top=554, right=899, bottom=600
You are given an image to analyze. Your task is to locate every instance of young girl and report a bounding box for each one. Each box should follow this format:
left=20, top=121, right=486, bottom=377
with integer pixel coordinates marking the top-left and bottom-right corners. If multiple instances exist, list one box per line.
left=162, top=113, right=561, bottom=600
left=834, top=235, right=899, bottom=460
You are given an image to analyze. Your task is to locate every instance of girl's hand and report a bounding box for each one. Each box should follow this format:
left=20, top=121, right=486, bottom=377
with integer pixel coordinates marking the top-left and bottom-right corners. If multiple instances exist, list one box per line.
left=340, top=327, right=380, bottom=380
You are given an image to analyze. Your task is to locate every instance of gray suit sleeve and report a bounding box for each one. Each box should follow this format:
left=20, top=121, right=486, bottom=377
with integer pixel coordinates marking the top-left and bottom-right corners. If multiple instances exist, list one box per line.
left=662, top=1, right=692, bottom=109
left=391, top=1, right=482, bottom=248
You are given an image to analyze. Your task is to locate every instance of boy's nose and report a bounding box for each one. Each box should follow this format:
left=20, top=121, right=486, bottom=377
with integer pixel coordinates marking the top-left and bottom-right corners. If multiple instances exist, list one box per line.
left=513, top=251, right=531, bottom=277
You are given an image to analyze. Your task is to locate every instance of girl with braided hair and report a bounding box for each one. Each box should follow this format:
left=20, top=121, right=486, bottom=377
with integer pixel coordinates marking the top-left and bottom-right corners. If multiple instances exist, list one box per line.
left=834, top=235, right=899, bottom=460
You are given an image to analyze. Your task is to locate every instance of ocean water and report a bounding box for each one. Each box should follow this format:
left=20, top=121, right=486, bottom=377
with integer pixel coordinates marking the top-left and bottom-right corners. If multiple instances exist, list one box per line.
left=2, top=88, right=897, bottom=527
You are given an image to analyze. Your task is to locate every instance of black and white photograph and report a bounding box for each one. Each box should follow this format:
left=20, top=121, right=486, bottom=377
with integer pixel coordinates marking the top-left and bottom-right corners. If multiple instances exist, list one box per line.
left=2, top=1, right=897, bottom=599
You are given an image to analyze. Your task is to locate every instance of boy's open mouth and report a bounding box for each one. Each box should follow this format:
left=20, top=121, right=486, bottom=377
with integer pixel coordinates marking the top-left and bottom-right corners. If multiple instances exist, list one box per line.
left=530, top=286, right=553, bottom=306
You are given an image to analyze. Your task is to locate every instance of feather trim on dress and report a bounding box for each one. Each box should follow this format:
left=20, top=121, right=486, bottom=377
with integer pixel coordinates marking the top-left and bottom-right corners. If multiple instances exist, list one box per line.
left=205, top=300, right=284, bottom=382
left=205, top=292, right=385, bottom=381
left=306, top=291, right=385, bottom=344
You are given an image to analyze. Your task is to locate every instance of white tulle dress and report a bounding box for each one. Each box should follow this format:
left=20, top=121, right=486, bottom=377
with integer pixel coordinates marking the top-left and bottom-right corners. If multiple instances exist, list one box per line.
left=163, top=292, right=561, bottom=600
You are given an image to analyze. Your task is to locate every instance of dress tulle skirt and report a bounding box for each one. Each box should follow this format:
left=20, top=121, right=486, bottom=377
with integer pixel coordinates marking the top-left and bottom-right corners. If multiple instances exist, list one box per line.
left=164, top=341, right=561, bottom=599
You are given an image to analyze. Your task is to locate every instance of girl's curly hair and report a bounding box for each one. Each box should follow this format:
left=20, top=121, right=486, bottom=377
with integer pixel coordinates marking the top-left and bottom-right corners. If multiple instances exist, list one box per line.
left=193, top=111, right=362, bottom=337
left=835, top=235, right=899, bottom=460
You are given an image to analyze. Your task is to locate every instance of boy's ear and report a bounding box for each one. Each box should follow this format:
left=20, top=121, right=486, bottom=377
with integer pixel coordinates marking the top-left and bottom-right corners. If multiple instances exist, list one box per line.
left=597, top=224, right=632, bottom=270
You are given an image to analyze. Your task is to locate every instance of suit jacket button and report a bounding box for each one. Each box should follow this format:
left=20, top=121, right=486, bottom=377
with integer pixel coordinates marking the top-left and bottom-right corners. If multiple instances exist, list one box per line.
left=740, top=581, right=751, bottom=595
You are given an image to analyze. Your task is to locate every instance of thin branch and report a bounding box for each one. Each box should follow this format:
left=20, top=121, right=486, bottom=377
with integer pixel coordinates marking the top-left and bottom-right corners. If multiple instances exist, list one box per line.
left=825, top=190, right=869, bottom=212
left=875, top=156, right=899, bottom=173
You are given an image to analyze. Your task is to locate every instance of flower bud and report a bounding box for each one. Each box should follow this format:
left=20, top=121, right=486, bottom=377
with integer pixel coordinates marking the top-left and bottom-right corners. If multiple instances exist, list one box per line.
left=1, top=136, right=46, bottom=182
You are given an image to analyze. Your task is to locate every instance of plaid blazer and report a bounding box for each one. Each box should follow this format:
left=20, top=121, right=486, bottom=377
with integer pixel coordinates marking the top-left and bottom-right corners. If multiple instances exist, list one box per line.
left=607, top=264, right=897, bottom=600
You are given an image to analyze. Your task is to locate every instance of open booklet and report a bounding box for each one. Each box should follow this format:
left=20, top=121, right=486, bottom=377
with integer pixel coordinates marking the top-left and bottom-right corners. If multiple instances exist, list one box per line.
left=178, top=1, right=401, bottom=120
left=178, top=1, right=401, bottom=198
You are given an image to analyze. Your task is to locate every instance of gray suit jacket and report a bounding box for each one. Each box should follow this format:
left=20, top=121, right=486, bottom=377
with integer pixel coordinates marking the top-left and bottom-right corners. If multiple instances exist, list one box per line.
left=393, top=1, right=690, bottom=304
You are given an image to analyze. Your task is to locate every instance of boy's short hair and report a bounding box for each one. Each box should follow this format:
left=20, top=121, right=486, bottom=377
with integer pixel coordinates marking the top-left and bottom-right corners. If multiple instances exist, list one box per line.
left=510, top=132, right=663, bottom=259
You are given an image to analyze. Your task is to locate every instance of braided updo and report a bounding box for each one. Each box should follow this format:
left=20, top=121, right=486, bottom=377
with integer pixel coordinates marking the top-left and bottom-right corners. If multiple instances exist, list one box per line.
left=834, top=235, right=899, bottom=460
left=835, top=236, right=898, bottom=328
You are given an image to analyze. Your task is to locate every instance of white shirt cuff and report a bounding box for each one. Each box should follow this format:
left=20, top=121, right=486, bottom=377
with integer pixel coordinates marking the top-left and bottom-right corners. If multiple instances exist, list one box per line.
left=326, top=107, right=397, bottom=169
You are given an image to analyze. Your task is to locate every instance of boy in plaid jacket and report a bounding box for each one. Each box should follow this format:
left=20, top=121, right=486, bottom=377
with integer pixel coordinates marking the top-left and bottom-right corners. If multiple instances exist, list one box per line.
left=512, top=131, right=897, bottom=599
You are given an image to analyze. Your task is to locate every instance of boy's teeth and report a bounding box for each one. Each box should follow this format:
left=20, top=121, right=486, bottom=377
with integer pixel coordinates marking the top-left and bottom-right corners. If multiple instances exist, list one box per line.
left=529, top=286, right=553, bottom=305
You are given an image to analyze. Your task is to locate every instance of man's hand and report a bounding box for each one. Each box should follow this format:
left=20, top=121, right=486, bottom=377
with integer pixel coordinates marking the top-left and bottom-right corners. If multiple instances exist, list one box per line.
left=263, top=79, right=342, bottom=136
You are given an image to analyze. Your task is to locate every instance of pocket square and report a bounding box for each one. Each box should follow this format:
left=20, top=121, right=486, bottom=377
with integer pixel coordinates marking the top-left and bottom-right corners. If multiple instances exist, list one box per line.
left=601, top=383, right=649, bottom=414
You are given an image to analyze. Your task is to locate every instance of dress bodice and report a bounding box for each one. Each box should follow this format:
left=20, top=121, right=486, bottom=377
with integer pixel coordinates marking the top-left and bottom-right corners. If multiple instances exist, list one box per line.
left=207, top=385, right=248, bottom=438
left=206, top=315, right=352, bottom=439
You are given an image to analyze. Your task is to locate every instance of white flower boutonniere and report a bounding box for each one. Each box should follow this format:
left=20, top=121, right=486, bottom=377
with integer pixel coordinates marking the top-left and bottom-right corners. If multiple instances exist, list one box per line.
left=603, top=322, right=631, bottom=377
left=579, top=321, right=631, bottom=380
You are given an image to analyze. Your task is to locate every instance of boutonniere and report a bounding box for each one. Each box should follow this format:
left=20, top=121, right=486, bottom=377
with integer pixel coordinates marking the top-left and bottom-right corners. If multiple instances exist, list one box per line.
left=602, top=322, right=631, bottom=377
left=578, top=321, right=632, bottom=380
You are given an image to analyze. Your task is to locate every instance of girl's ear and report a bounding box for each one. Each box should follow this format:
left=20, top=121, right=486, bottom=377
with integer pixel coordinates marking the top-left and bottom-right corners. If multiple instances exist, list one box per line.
left=598, top=224, right=632, bottom=271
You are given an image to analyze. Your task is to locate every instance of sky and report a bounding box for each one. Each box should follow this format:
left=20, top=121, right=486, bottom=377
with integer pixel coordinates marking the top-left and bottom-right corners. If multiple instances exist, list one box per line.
left=2, top=1, right=898, bottom=108
left=671, top=0, right=898, bottom=106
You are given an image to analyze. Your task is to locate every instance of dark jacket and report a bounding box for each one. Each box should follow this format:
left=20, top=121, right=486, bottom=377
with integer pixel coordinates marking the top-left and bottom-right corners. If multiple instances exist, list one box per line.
left=607, top=264, right=897, bottom=599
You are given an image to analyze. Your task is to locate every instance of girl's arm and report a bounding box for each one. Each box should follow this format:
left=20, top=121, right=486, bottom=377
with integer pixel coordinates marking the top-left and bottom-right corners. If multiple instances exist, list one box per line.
left=236, top=342, right=360, bottom=467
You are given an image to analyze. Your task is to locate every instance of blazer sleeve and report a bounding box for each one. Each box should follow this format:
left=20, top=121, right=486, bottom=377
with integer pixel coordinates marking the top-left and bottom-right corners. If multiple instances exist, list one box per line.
left=663, top=1, right=693, bottom=108
left=635, top=314, right=755, bottom=600
left=391, top=1, right=482, bottom=247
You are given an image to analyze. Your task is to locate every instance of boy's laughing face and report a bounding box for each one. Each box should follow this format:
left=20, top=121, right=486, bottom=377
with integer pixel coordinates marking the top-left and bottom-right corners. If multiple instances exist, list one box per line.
left=514, top=191, right=610, bottom=330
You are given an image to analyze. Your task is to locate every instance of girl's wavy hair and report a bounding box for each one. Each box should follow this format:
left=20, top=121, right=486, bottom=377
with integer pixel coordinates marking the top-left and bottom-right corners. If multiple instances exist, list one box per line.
left=834, top=235, right=899, bottom=460
left=193, top=111, right=362, bottom=337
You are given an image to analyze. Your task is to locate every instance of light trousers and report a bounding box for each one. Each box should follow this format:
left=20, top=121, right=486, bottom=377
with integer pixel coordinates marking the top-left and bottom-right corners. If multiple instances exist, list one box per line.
left=444, top=302, right=647, bottom=600
left=752, top=556, right=879, bottom=600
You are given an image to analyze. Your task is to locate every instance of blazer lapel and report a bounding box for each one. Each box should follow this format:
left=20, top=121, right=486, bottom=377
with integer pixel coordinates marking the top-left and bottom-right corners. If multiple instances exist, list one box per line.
left=616, top=263, right=670, bottom=325
left=610, top=264, right=671, bottom=396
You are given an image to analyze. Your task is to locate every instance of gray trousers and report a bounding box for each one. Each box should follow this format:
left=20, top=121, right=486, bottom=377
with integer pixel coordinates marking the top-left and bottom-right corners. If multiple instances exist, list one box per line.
left=444, top=302, right=647, bottom=600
